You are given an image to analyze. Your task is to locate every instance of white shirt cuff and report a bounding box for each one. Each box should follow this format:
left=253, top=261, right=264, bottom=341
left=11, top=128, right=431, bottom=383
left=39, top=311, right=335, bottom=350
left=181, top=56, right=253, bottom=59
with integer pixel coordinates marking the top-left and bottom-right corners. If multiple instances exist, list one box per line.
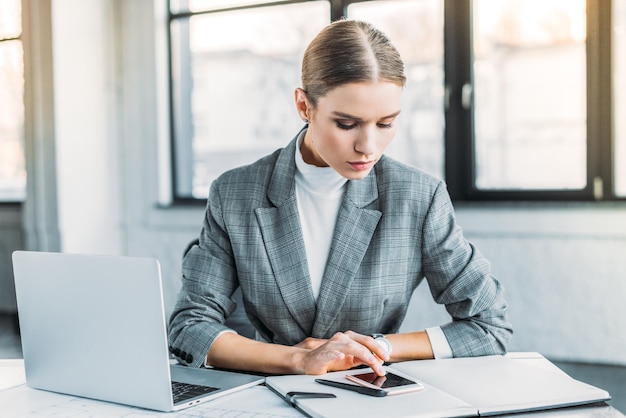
left=425, top=326, right=453, bottom=359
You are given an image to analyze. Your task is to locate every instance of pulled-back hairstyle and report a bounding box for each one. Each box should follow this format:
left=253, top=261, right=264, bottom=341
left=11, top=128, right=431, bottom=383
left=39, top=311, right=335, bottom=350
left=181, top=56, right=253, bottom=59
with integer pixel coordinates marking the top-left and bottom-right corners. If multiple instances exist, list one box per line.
left=301, top=19, right=406, bottom=108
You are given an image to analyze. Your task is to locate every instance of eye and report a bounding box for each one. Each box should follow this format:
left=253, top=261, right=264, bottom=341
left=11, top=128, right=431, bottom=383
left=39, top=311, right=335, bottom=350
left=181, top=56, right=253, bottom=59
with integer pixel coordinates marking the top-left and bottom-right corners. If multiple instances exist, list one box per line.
left=377, top=122, right=394, bottom=129
left=336, top=120, right=358, bottom=130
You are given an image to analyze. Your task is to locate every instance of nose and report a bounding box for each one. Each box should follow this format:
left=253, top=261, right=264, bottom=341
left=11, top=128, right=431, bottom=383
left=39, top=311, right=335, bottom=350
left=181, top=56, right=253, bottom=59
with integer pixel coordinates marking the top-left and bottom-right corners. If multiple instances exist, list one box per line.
left=354, top=127, right=376, bottom=156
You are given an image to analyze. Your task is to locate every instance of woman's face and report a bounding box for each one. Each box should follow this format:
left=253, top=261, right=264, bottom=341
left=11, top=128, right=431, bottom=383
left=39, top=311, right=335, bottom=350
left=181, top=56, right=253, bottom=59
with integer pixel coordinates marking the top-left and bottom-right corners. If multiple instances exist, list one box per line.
left=296, top=81, right=403, bottom=180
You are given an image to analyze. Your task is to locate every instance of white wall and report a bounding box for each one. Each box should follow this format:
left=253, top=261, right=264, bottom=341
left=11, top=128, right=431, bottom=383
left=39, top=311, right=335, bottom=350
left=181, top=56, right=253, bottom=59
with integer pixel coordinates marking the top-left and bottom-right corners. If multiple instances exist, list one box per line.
left=401, top=205, right=626, bottom=365
left=47, top=0, right=626, bottom=366
left=51, top=0, right=123, bottom=256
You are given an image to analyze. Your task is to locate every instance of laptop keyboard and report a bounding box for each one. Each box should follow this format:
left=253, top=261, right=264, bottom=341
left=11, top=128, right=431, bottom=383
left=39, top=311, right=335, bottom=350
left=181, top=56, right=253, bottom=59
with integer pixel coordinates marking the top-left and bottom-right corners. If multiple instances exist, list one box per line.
left=171, top=381, right=219, bottom=404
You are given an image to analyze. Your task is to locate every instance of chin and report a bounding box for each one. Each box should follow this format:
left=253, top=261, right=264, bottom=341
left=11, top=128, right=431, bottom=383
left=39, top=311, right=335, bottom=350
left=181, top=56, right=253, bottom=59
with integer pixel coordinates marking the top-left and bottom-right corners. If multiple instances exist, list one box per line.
left=342, top=170, right=372, bottom=181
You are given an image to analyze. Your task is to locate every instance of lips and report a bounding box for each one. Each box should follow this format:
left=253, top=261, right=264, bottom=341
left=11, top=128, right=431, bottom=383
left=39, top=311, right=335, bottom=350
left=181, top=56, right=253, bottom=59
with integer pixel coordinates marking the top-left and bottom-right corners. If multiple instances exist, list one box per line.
left=349, top=161, right=374, bottom=171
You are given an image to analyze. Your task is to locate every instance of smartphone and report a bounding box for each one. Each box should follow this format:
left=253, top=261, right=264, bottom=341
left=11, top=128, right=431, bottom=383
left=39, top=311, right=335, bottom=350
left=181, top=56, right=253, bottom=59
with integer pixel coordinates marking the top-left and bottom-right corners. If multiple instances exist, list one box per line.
left=345, top=370, right=425, bottom=395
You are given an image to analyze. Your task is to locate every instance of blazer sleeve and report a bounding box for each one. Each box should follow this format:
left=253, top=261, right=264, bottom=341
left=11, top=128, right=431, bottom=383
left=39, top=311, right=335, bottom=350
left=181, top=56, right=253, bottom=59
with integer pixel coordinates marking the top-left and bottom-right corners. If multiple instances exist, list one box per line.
left=421, top=182, right=513, bottom=357
left=167, top=181, right=239, bottom=368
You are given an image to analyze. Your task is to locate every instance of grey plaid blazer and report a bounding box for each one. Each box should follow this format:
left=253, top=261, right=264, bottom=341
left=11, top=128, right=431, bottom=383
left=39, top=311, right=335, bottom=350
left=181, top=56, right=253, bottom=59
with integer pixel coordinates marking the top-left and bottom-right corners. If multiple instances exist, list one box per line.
left=168, top=133, right=512, bottom=368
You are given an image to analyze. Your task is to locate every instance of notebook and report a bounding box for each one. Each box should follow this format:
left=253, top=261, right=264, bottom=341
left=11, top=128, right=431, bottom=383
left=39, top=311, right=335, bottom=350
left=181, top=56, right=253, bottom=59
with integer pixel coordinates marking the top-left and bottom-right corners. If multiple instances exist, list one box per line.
left=265, top=355, right=611, bottom=418
left=11, top=251, right=264, bottom=412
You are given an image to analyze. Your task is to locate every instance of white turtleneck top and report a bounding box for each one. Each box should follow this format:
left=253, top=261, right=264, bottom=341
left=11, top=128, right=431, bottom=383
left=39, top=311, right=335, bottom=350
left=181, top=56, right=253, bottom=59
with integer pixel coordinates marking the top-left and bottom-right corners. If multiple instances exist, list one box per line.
left=294, top=131, right=347, bottom=300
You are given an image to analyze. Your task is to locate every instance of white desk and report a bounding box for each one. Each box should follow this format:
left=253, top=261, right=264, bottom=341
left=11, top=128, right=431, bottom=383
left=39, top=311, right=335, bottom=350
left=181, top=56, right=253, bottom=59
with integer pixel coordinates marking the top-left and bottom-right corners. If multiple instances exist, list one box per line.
left=1, top=356, right=623, bottom=418
left=0, top=359, right=25, bottom=391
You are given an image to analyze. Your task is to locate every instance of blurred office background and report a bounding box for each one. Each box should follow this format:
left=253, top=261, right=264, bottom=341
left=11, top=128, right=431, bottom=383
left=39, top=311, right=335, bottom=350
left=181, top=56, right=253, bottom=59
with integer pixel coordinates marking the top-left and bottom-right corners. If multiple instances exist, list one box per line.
left=0, top=0, right=625, bottom=408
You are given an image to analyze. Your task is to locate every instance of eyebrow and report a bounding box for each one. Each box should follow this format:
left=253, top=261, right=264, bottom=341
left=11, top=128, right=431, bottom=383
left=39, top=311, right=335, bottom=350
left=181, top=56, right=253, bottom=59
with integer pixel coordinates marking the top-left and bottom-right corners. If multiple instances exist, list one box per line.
left=331, top=110, right=402, bottom=121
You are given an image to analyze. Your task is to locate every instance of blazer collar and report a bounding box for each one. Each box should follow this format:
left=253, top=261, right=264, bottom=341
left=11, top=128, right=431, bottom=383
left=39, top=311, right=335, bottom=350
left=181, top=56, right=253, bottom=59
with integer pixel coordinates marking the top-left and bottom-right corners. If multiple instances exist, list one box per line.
left=266, top=133, right=299, bottom=207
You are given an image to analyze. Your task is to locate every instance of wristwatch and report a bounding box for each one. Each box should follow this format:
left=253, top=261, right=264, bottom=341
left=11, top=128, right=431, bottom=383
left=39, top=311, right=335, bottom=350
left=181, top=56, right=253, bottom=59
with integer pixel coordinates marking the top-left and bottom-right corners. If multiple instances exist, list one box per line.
left=371, top=333, right=392, bottom=356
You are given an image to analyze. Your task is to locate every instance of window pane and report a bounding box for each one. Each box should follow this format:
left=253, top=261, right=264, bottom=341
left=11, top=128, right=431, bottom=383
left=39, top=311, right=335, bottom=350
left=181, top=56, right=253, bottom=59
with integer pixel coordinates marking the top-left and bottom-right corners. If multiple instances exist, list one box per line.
left=172, top=0, right=280, bottom=14
left=348, top=0, right=445, bottom=180
left=0, top=0, right=21, bottom=39
left=615, top=0, right=626, bottom=197
left=473, top=0, right=587, bottom=190
left=171, top=2, right=329, bottom=198
left=0, top=40, right=26, bottom=201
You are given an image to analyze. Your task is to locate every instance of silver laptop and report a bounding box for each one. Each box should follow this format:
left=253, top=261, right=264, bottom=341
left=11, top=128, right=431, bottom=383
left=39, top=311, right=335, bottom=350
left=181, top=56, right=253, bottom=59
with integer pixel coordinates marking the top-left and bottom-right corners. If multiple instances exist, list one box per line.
left=12, top=251, right=264, bottom=412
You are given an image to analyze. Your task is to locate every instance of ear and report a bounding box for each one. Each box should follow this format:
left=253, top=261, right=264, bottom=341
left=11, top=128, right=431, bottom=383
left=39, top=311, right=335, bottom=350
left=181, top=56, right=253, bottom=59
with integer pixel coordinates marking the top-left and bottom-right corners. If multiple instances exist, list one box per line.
left=294, top=88, right=310, bottom=122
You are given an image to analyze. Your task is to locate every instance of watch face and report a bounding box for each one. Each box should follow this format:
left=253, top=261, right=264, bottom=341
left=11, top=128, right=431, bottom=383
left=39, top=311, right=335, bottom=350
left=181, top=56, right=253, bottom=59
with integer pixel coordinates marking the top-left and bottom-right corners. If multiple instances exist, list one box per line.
left=374, top=337, right=391, bottom=354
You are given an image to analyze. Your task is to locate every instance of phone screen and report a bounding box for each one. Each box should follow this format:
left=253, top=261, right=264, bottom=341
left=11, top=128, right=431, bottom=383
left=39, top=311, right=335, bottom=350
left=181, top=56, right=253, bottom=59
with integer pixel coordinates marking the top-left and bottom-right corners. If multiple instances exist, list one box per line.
left=349, top=371, right=417, bottom=389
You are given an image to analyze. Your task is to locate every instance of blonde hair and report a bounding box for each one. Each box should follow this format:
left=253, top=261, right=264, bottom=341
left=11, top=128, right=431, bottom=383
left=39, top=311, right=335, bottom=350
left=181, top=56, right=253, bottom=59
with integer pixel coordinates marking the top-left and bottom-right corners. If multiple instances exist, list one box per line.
left=301, top=19, right=406, bottom=108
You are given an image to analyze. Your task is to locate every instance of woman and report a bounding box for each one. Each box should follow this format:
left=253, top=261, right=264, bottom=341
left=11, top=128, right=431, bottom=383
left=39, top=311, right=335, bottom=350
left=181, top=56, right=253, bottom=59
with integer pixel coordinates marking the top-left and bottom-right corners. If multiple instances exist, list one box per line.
left=168, top=19, right=512, bottom=376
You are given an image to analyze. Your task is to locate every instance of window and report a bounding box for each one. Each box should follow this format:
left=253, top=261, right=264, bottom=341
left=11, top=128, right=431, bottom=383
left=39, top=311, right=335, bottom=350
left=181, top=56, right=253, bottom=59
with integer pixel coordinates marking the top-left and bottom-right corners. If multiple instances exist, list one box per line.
left=0, top=0, right=25, bottom=202
left=446, top=0, right=619, bottom=201
left=473, top=0, right=586, bottom=191
left=167, top=0, right=624, bottom=202
left=169, top=1, right=329, bottom=200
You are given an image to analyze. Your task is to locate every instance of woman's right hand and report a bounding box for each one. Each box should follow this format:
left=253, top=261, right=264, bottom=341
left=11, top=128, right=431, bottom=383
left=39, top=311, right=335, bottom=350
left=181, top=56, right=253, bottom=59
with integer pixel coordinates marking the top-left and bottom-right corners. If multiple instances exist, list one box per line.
left=293, top=331, right=388, bottom=376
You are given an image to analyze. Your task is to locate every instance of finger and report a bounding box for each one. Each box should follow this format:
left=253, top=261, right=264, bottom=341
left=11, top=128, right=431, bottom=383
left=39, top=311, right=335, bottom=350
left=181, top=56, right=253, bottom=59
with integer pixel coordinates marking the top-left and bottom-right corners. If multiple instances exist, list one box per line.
left=329, top=333, right=386, bottom=376
left=344, top=331, right=390, bottom=362
left=361, top=354, right=386, bottom=376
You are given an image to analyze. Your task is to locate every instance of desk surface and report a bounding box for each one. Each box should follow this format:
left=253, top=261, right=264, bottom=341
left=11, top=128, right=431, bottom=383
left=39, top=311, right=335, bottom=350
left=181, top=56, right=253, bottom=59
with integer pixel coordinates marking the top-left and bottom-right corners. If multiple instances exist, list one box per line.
left=1, top=356, right=623, bottom=418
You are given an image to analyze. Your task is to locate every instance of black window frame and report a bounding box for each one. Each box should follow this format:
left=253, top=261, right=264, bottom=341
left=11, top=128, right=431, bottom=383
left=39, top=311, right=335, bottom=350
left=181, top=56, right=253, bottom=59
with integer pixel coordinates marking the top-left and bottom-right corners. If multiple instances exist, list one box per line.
left=444, top=0, right=616, bottom=202
left=167, top=0, right=623, bottom=203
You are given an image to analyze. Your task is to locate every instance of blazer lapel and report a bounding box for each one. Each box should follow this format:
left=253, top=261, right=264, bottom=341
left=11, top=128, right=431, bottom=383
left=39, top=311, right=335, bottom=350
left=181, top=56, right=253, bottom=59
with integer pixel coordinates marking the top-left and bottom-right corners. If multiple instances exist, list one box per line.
left=312, top=171, right=382, bottom=337
left=255, top=137, right=317, bottom=336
